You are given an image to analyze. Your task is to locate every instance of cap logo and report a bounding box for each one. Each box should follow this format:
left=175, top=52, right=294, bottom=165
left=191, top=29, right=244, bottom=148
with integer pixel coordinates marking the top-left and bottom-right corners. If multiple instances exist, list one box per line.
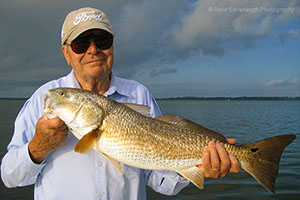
left=73, top=11, right=103, bottom=25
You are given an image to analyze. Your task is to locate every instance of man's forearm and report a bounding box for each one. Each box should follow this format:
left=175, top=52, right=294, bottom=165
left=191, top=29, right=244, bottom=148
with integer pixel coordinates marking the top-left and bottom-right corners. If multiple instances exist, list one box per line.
left=28, top=138, right=51, bottom=164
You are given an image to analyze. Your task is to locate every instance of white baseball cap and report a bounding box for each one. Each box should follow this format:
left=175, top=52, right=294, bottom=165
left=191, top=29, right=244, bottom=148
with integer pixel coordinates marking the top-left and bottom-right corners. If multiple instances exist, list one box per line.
left=61, top=7, right=114, bottom=45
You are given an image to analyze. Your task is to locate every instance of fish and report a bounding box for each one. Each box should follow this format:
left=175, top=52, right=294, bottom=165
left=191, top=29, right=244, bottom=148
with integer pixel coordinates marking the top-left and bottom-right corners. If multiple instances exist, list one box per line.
left=43, top=87, right=296, bottom=193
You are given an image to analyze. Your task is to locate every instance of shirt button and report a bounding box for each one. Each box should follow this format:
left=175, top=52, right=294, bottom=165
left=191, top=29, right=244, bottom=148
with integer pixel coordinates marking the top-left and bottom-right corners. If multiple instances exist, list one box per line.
left=100, top=192, right=105, bottom=197
left=99, top=161, right=103, bottom=167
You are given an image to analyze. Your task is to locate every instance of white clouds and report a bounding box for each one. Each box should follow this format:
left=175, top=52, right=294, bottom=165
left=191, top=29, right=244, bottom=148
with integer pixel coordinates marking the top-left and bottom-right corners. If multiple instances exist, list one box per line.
left=260, top=77, right=300, bottom=97
left=262, top=77, right=300, bottom=87
left=112, top=0, right=189, bottom=76
left=263, top=78, right=289, bottom=86
left=150, top=66, right=177, bottom=77
left=280, top=29, right=300, bottom=45
left=113, top=0, right=300, bottom=77
left=171, top=0, right=300, bottom=57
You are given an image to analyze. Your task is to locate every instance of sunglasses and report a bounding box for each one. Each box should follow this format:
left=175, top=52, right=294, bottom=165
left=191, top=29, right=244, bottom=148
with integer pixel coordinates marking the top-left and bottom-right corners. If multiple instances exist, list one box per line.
left=65, top=32, right=113, bottom=54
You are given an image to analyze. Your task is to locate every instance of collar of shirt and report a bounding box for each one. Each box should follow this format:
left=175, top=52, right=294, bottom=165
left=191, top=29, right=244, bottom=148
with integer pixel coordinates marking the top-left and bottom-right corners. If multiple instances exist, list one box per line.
left=67, top=70, right=133, bottom=99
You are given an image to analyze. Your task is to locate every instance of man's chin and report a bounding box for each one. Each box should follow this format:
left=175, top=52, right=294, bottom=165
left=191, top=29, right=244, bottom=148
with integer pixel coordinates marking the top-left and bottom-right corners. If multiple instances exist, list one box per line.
left=89, top=67, right=111, bottom=78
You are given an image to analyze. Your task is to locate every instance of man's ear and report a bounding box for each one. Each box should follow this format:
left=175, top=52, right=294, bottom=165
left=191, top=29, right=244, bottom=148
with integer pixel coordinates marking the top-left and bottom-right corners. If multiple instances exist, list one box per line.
left=62, top=45, right=71, bottom=66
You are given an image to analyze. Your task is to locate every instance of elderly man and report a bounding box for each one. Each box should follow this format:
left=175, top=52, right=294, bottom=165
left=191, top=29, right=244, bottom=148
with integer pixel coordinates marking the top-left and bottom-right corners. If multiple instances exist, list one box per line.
left=1, top=7, right=240, bottom=200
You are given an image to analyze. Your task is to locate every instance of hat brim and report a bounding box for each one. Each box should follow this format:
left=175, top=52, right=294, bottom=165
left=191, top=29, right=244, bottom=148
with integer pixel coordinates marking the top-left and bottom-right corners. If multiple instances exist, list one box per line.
left=65, top=24, right=114, bottom=44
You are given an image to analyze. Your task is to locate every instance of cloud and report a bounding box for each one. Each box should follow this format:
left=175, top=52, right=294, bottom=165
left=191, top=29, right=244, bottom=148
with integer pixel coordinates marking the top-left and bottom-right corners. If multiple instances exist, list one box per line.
left=114, top=0, right=300, bottom=78
left=280, top=29, right=300, bottom=45
left=170, top=0, right=300, bottom=57
left=150, top=66, right=177, bottom=77
left=260, top=77, right=300, bottom=97
left=262, top=77, right=300, bottom=87
left=112, top=0, right=189, bottom=76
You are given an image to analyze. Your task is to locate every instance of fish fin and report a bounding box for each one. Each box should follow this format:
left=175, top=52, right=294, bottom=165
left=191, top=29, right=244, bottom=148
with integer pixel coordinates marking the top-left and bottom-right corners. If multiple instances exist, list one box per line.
left=123, top=103, right=151, bottom=117
left=74, top=129, right=100, bottom=154
left=177, top=166, right=204, bottom=189
left=71, top=125, right=99, bottom=140
left=100, top=152, right=123, bottom=174
left=156, top=114, right=227, bottom=142
left=241, top=134, right=296, bottom=193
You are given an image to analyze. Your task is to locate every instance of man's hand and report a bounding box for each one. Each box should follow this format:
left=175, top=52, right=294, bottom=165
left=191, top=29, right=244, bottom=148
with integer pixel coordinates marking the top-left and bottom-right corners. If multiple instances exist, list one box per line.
left=197, top=139, right=241, bottom=178
left=28, top=116, right=69, bottom=164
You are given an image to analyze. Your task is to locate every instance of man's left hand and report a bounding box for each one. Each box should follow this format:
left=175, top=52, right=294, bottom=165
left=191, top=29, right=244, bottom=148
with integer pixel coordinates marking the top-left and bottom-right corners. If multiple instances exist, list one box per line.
left=197, top=139, right=241, bottom=178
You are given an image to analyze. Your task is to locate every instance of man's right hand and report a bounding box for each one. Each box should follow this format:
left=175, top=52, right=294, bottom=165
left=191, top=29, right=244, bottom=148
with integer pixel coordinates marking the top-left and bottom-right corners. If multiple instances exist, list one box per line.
left=28, top=116, right=69, bottom=164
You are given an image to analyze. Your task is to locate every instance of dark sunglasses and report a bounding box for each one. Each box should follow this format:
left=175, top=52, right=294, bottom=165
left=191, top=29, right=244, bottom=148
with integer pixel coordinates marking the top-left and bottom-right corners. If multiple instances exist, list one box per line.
left=65, top=32, right=113, bottom=54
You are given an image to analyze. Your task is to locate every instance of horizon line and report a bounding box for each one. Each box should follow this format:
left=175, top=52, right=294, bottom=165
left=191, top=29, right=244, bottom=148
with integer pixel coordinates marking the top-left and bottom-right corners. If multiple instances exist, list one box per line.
left=1, top=96, right=300, bottom=100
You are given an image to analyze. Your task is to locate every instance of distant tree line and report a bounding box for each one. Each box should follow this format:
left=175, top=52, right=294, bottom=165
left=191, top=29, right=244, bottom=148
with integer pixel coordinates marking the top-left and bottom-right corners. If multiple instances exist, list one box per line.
left=1, top=96, right=300, bottom=101
left=158, top=96, right=300, bottom=100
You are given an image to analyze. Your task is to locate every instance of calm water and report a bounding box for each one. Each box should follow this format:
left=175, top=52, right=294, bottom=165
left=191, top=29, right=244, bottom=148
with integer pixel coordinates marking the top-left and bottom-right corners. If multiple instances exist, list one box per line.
left=0, top=99, right=299, bottom=199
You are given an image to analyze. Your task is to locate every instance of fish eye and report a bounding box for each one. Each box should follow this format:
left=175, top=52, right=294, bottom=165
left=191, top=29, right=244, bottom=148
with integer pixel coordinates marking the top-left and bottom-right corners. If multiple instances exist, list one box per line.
left=59, top=91, right=65, bottom=97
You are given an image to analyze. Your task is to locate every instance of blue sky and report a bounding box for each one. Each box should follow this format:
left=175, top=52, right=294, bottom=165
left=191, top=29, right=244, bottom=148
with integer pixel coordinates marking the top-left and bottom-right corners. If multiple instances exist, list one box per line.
left=1, top=0, right=299, bottom=98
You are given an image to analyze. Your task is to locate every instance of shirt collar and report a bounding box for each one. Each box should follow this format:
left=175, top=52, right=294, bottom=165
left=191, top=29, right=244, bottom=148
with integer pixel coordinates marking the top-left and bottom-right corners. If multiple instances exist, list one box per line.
left=105, top=72, right=133, bottom=98
left=104, top=72, right=117, bottom=96
left=67, top=70, right=81, bottom=89
left=67, top=70, right=132, bottom=98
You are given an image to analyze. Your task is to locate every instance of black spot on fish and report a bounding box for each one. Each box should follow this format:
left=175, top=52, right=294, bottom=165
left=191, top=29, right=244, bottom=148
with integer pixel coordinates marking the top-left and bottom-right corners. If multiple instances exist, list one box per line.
left=251, top=147, right=259, bottom=152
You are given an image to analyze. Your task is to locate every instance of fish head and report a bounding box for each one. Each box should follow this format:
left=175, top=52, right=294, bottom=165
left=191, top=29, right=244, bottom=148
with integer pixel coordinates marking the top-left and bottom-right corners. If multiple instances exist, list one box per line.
left=43, top=88, right=105, bottom=138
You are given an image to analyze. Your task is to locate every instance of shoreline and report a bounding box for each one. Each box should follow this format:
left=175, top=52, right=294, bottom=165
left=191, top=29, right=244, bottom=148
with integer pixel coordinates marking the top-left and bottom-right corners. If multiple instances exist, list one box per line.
left=157, top=96, right=300, bottom=100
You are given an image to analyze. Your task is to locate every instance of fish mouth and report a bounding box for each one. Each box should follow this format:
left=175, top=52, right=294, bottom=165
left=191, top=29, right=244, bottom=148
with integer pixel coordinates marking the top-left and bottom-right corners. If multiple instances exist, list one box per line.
left=43, top=94, right=56, bottom=120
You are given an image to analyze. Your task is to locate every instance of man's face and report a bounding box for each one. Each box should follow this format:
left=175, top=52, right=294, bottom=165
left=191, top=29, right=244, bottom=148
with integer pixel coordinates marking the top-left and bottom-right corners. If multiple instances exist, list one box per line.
left=62, top=29, right=114, bottom=81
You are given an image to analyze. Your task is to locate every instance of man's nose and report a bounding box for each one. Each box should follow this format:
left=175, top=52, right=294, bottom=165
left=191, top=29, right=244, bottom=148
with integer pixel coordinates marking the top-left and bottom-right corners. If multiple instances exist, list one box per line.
left=86, top=39, right=99, bottom=54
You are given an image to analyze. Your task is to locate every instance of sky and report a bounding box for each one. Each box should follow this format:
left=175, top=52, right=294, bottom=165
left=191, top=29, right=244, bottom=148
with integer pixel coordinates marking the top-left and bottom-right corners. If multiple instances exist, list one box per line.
left=1, top=0, right=300, bottom=98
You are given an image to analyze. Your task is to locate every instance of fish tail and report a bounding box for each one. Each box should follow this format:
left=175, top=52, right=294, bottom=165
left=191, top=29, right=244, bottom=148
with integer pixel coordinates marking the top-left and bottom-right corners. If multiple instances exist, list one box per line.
left=241, top=134, right=296, bottom=193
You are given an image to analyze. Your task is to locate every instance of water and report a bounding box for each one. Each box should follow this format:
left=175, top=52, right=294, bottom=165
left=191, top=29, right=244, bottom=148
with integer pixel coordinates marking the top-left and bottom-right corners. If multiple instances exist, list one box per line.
left=1, top=99, right=300, bottom=199
left=0, top=99, right=34, bottom=199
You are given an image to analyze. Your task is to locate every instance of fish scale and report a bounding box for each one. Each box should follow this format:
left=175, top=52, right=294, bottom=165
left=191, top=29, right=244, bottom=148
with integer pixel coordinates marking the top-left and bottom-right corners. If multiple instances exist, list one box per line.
left=99, top=111, right=254, bottom=171
left=43, top=88, right=296, bottom=193
left=99, top=117, right=199, bottom=169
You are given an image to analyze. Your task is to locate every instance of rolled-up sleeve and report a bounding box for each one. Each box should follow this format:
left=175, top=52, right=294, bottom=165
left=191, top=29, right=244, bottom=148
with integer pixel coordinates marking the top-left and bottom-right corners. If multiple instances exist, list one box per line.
left=145, top=170, right=190, bottom=195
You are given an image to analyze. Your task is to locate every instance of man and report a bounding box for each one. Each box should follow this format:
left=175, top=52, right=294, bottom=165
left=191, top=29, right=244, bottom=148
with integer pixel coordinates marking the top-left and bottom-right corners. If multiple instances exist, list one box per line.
left=1, top=7, right=240, bottom=199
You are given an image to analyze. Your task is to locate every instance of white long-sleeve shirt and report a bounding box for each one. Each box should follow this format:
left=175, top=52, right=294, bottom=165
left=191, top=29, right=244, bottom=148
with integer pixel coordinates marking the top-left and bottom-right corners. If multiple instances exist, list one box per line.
left=1, top=71, right=189, bottom=200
